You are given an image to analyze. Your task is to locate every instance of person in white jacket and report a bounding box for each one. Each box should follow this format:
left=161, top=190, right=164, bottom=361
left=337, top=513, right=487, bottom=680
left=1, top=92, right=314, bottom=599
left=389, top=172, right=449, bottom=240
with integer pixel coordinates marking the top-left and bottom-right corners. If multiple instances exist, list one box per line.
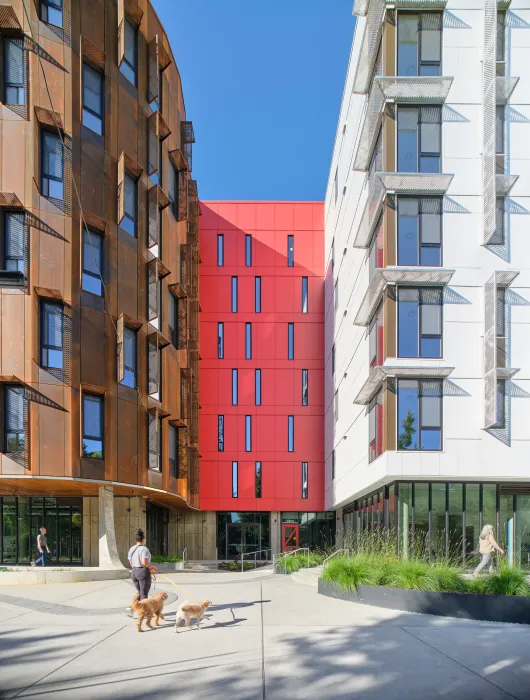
left=473, top=524, right=504, bottom=575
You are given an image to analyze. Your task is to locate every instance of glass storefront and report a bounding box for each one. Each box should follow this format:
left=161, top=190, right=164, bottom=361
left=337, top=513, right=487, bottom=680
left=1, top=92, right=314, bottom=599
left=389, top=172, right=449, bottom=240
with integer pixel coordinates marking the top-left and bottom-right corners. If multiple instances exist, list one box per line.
left=0, top=496, right=82, bottom=564
left=217, top=512, right=271, bottom=560
left=281, top=512, right=336, bottom=551
left=346, top=482, right=530, bottom=568
left=146, top=502, right=169, bottom=556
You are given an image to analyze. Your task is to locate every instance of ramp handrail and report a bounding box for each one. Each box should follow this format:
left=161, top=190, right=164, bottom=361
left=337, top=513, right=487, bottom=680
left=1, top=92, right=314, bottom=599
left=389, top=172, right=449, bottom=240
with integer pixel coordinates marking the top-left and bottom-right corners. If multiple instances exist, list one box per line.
left=273, top=547, right=310, bottom=573
left=322, top=549, right=350, bottom=566
left=240, top=548, right=272, bottom=572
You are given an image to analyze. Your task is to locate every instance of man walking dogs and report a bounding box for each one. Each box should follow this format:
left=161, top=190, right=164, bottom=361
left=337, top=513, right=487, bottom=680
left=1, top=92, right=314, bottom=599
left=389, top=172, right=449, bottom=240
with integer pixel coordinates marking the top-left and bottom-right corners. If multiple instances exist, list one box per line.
left=31, top=527, right=51, bottom=567
left=474, top=524, right=504, bottom=576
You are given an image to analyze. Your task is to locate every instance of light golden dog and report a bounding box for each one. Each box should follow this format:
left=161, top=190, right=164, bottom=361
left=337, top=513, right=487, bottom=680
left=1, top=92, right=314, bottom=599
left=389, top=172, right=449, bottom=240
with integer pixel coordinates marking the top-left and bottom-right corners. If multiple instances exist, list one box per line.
left=130, top=591, right=168, bottom=632
left=174, top=600, right=212, bottom=632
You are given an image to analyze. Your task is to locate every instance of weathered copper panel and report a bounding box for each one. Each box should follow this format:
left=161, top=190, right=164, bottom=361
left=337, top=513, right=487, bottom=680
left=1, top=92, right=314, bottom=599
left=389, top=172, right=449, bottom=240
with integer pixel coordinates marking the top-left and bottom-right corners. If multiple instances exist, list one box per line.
left=80, top=306, right=106, bottom=387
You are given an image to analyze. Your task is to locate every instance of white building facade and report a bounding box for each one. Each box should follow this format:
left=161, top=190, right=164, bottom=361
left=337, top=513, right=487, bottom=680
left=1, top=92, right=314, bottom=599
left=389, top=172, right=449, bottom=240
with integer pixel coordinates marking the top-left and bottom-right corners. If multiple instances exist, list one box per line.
left=325, top=0, right=530, bottom=565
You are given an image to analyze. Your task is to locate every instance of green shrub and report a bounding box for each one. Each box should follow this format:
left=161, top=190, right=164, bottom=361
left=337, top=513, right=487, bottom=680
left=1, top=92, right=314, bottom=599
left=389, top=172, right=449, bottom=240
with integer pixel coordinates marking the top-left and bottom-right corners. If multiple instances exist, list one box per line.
left=275, top=552, right=324, bottom=573
left=469, top=564, right=530, bottom=597
left=151, top=554, right=182, bottom=563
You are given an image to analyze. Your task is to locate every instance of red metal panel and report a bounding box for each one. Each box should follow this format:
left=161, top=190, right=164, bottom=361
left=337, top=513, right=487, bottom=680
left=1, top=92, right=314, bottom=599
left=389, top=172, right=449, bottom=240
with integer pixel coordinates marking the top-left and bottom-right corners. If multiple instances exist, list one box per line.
left=200, top=202, right=325, bottom=513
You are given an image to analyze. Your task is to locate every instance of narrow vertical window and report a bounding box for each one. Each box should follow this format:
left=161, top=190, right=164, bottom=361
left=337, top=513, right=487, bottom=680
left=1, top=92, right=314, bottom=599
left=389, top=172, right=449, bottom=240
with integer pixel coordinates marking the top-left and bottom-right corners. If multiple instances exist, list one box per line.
left=232, top=461, right=238, bottom=498
left=245, top=322, right=252, bottom=359
left=302, top=277, right=308, bottom=313
left=168, top=292, right=177, bottom=347
left=120, top=173, right=137, bottom=236
left=122, top=326, right=137, bottom=388
left=245, top=415, right=252, bottom=452
left=245, top=234, right=252, bottom=266
left=288, top=323, right=294, bottom=360
left=5, top=386, right=26, bottom=454
left=41, top=301, right=64, bottom=369
left=82, top=228, right=103, bottom=296
left=82, top=63, right=104, bottom=135
left=288, top=415, right=294, bottom=452
left=218, top=322, right=224, bottom=359
left=331, top=451, right=335, bottom=480
left=4, top=38, right=25, bottom=106
left=232, top=369, right=238, bottom=406
left=287, top=235, right=294, bottom=267
left=255, top=462, right=262, bottom=498
left=41, top=130, right=64, bottom=200
left=217, top=234, right=224, bottom=266
left=255, top=369, right=262, bottom=406
left=332, top=344, right=335, bottom=376
left=168, top=164, right=177, bottom=217
left=169, top=424, right=178, bottom=477
left=40, top=0, right=63, bottom=27
left=82, top=393, right=104, bottom=459
left=302, top=369, right=308, bottom=406
left=218, top=415, right=224, bottom=452
left=4, top=212, right=25, bottom=274
left=120, top=19, right=137, bottom=86
left=302, top=462, right=308, bottom=499
left=255, top=276, right=261, bottom=313
left=231, top=276, right=238, bottom=313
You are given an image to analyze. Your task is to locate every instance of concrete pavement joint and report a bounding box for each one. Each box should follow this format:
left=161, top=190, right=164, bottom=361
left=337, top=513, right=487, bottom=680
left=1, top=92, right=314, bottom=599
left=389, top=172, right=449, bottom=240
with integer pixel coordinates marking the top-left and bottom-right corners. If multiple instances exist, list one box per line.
left=260, top=580, right=266, bottom=700
left=401, top=626, right=522, bottom=700
left=9, top=624, right=127, bottom=699
left=0, top=591, right=179, bottom=616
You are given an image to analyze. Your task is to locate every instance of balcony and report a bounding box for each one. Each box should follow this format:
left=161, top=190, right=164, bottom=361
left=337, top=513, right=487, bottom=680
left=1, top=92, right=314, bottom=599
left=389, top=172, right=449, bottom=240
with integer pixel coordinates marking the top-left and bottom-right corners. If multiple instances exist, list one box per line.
left=496, top=76, right=519, bottom=104
left=378, top=172, right=453, bottom=195
left=354, top=172, right=384, bottom=248
left=352, top=0, right=385, bottom=94
left=377, top=76, right=453, bottom=103
left=496, top=174, right=518, bottom=196
left=353, top=83, right=385, bottom=171
left=353, top=0, right=446, bottom=16
left=354, top=267, right=455, bottom=326
left=354, top=365, right=454, bottom=404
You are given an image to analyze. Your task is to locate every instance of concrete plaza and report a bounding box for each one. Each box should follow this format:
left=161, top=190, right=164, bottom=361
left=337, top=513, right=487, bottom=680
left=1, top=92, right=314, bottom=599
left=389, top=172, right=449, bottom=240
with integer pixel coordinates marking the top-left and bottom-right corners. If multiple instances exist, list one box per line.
left=1, top=570, right=530, bottom=699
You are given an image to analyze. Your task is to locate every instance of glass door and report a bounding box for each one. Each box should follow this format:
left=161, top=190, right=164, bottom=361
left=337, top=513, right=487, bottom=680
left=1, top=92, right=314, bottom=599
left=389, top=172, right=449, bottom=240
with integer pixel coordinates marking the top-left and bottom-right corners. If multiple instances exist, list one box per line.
left=282, top=523, right=299, bottom=551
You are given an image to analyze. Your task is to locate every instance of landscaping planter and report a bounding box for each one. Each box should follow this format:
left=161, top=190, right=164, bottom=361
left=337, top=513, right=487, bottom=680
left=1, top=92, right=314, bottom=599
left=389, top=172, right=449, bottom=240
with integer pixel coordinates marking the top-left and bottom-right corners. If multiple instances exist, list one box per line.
left=152, top=562, right=184, bottom=572
left=318, top=578, right=530, bottom=624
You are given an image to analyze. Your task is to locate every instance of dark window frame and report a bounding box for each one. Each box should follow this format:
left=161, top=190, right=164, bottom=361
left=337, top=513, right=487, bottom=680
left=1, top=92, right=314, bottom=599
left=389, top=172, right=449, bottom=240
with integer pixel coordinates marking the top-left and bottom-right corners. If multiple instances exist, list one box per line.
left=2, top=211, right=25, bottom=274
left=82, top=63, right=104, bottom=136
left=218, top=322, right=224, bottom=359
left=40, top=0, right=63, bottom=28
left=255, top=462, right=262, bottom=498
left=245, top=415, right=252, bottom=452
left=287, top=235, right=294, bottom=267
left=397, top=286, right=443, bottom=359
left=288, top=322, right=294, bottom=360
left=255, top=369, right=262, bottom=406
left=245, top=322, right=252, bottom=360
left=397, top=196, right=442, bottom=267
left=122, top=325, right=137, bottom=388
left=232, top=369, right=238, bottom=406
left=255, top=276, right=261, bottom=313
left=217, top=234, right=224, bottom=266
left=302, top=277, right=308, bottom=313
left=397, top=378, right=443, bottom=452
left=397, top=11, right=442, bottom=77
left=120, top=172, right=137, bottom=237
left=302, top=369, right=308, bottom=406
left=4, top=385, right=26, bottom=454
left=218, top=415, right=224, bottom=452
left=82, top=392, right=104, bottom=460
left=4, top=37, right=26, bottom=106
left=82, top=227, right=103, bottom=296
left=245, top=234, right=252, bottom=266
left=397, top=105, right=442, bottom=174
left=40, top=129, right=64, bottom=200
left=232, top=461, right=238, bottom=498
left=120, top=18, right=137, bottom=86
left=288, top=415, right=294, bottom=452
left=40, top=300, right=64, bottom=370
left=231, top=276, right=238, bottom=313
left=302, top=462, right=308, bottom=499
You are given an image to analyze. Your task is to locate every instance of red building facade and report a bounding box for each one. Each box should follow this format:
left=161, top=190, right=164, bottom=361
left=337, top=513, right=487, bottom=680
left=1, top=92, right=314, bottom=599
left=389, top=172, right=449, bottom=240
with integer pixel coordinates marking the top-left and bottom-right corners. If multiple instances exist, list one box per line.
left=200, top=202, right=329, bottom=554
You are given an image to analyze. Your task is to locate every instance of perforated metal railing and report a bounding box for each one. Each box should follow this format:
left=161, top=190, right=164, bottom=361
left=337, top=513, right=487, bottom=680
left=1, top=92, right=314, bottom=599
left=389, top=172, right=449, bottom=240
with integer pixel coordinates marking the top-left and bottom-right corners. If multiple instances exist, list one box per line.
left=484, top=274, right=498, bottom=428
left=483, top=0, right=497, bottom=244
left=352, top=0, right=385, bottom=94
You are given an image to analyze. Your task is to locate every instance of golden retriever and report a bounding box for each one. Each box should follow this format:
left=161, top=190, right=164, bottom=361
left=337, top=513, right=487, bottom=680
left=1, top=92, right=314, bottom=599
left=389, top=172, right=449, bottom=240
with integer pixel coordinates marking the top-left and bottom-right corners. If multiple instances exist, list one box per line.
left=174, top=600, right=212, bottom=632
left=130, top=591, right=168, bottom=632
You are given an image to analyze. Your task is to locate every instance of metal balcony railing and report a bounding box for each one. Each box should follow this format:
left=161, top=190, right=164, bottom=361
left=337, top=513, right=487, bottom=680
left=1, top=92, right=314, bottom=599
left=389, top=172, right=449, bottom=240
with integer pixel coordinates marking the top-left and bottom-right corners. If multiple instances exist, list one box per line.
left=352, top=0, right=385, bottom=94
left=353, top=365, right=454, bottom=405
left=496, top=76, right=519, bottom=103
left=354, top=170, right=384, bottom=248
left=496, top=174, right=518, bottom=196
left=377, top=76, right=453, bottom=103
left=377, top=172, right=453, bottom=195
left=352, top=0, right=447, bottom=16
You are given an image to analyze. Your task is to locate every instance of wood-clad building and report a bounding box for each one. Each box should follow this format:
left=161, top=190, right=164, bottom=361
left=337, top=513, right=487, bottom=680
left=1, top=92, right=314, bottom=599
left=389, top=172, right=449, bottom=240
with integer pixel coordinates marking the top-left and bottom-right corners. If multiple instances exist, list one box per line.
left=0, top=0, right=205, bottom=566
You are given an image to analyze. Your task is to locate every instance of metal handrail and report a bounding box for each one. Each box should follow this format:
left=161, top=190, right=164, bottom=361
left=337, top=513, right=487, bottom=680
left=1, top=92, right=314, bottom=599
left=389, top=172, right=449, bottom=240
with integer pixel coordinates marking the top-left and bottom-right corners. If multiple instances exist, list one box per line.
left=274, top=547, right=310, bottom=574
left=322, top=549, right=350, bottom=566
left=240, top=548, right=272, bottom=572
left=182, top=547, right=187, bottom=565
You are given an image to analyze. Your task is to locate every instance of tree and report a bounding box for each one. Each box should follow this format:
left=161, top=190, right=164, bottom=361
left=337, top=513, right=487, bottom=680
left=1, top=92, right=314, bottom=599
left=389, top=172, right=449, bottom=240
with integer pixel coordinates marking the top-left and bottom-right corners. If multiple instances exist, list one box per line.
left=398, top=410, right=417, bottom=449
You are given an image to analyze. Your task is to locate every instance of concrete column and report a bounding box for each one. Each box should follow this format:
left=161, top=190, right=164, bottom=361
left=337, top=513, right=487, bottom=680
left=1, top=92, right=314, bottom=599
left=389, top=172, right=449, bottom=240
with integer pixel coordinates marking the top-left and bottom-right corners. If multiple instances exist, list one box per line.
left=335, top=507, right=344, bottom=548
left=271, top=511, right=282, bottom=556
left=98, top=486, right=126, bottom=570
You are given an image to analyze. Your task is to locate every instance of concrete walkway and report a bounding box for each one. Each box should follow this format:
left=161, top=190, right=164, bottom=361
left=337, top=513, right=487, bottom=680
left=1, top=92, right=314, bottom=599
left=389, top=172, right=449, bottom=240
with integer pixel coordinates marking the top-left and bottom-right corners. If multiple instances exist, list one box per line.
left=1, top=571, right=530, bottom=699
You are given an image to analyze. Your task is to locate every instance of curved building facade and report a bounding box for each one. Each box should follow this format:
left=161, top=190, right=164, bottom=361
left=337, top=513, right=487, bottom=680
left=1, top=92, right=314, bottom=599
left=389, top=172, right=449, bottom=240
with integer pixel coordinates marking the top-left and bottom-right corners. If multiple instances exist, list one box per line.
left=0, top=0, right=202, bottom=565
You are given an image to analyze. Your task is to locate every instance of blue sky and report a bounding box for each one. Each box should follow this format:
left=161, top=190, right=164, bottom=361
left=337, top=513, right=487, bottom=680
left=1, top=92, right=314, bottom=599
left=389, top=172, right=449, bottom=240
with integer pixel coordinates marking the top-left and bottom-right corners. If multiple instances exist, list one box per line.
left=152, top=0, right=354, bottom=202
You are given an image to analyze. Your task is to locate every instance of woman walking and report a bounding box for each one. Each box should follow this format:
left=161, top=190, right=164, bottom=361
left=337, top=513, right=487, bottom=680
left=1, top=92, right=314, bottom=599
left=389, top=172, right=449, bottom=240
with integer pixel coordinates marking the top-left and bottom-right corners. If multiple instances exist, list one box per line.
left=474, top=524, right=504, bottom=575
left=127, top=528, right=157, bottom=601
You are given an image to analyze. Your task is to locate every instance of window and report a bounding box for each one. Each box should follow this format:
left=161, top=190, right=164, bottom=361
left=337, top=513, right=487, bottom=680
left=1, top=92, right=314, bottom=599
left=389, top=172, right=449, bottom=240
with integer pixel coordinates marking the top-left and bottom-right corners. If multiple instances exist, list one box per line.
left=4, top=386, right=25, bottom=454
left=496, top=106, right=505, bottom=157
left=82, top=64, right=104, bottom=135
left=288, top=323, right=294, bottom=360
left=331, top=450, right=335, bottom=480
left=41, top=131, right=64, bottom=200
left=255, top=462, right=262, bottom=498
left=287, top=235, right=294, bottom=267
left=397, top=379, right=442, bottom=450
left=40, top=0, right=63, bottom=27
left=494, top=197, right=505, bottom=246
left=157, top=347, right=163, bottom=402
left=122, top=326, right=136, bottom=388
left=245, top=415, right=252, bottom=452
left=397, top=106, right=442, bottom=174
left=368, top=391, right=383, bottom=463
left=4, top=39, right=25, bottom=105
left=82, top=393, right=104, bottom=459
left=496, top=286, right=507, bottom=369
left=232, top=369, right=238, bottom=406
left=288, top=415, right=294, bottom=452
left=168, top=164, right=177, bottom=217
left=169, top=424, right=178, bottom=477
left=231, top=276, right=238, bottom=313
left=168, top=292, right=177, bottom=347
left=82, top=228, right=103, bottom=296
left=369, top=304, right=384, bottom=369
left=218, top=322, right=224, bottom=359
left=217, top=234, right=224, bottom=266
left=397, top=13, right=442, bottom=77
left=245, top=234, right=252, bottom=266
left=398, top=287, right=442, bottom=358
left=150, top=132, right=163, bottom=186
left=255, top=276, right=261, bottom=313
left=497, top=11, right=507, bottom=75
left=255, top=369, right=262, bottom=406
left=368, top=217, right=384, bottom=280
left=398, top=197, right=442, bottom=266
left=245, top=323, right=252, bottom=359
left=232, top=461, right=238, bottom=498
left=302, top=462, right=308, bottom=499
left=302, top=369, right=308, bottom=406
left=120, top=173, right=137, bottom=236
left=3, top=212, right=25, bottom=274
left=120, top=19, right=137, bottom=85
left=496, top=379, right=506, bottom=429
left=41, top=301, right=63, bottom=369
left=218, top=415, right=224, bottom=452
left=302, top=277, right=308, bottom=313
